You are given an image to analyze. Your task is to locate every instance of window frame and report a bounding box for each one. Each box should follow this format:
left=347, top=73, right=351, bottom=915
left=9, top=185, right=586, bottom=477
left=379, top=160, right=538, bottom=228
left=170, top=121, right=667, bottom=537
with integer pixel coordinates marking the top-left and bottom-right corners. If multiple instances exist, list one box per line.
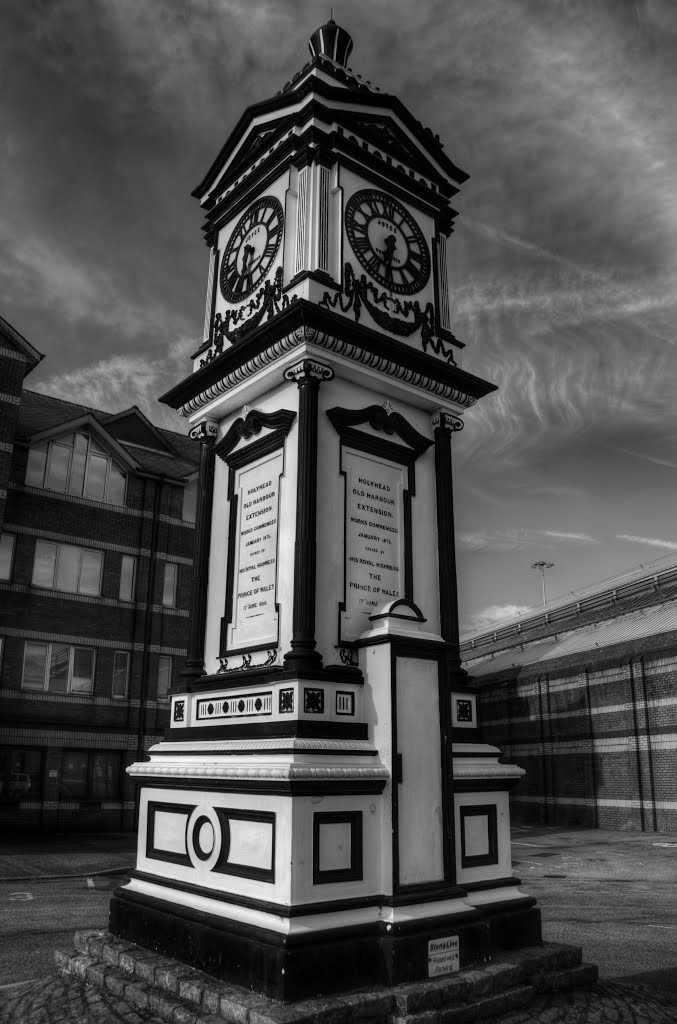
left=112, top=651, right=130, bottom=699
left=162, top=562, right=178, bottom=607
left=119, top=555, right=136, bottom=602
left=32, top=540, right=103, bottom=596
left=21, top=641, right=96, bottom=695
left=0, top=533, right=15, bottom=581
left=0, top=747, right=44, bottom=803
left=157, top=655, right=172, bottom=700
left=60, top=749, right=122, bottom=801
left=25, top=432, right=127, bottom=506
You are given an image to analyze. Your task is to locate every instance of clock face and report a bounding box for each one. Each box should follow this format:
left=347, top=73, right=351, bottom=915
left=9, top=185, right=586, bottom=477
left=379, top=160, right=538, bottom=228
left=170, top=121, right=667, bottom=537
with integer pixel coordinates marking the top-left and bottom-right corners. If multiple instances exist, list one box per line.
left=220, top=196, right=284, bottom=302
left=345, top=189, right=431, bottom=295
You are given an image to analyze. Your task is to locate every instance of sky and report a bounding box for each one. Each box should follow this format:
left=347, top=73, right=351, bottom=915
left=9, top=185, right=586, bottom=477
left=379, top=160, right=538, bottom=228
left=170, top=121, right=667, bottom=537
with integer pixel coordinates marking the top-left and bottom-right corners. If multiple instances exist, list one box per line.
left=2, top=0, right=677, bottom=632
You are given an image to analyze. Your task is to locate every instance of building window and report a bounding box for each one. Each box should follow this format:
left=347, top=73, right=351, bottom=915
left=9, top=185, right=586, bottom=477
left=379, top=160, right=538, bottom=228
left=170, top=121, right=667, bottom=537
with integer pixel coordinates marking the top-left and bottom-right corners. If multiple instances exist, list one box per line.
left=162, top=563, right=177, bottom=607
left=22, top=642, right=96, bottom=694
left=26, top=432, right=127, bottom=505
left=182, top=478, right=197, bottom=523
left=0, top=534, right=15, bottom=581
left=119, top=556, right=136, bottom=602
left=157, top=656, right=172, bottom=699
left=0, top=748, right=43, bottom=803
left=32, top=541, right=103, bottom=596
left=59, top=750, right=121, bottom=800
left=112, top=651, right=130, bottom=698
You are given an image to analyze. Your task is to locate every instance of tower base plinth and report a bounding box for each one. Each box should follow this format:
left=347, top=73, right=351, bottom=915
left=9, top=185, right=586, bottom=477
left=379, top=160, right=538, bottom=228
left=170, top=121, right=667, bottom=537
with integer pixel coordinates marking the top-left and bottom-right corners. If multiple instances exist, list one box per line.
left=109, top=885, right=542, bottom=1001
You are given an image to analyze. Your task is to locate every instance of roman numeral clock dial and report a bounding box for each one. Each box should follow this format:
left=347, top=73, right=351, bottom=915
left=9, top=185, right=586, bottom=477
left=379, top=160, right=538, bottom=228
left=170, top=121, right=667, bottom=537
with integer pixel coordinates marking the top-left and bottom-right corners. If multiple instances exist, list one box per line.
left=344, top=189, right=431, bottom=295
left=220, top=196, right=284, bottom=303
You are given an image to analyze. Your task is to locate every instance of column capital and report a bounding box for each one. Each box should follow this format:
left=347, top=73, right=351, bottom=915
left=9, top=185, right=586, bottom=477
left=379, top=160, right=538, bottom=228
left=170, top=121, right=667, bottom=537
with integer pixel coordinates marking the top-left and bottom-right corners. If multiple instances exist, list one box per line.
left=189, top=419, right=218, bottom=442
left=284, top=359, right=334, bottom=386
left=432, top=410, right=464, bottom=433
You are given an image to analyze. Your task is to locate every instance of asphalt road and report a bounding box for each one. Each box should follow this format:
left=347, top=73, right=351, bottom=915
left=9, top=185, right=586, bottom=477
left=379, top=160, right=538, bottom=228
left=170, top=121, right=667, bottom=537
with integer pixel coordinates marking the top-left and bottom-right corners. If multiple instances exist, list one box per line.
left=0, top=874, right=116, bottom=986
left=1, top=826, right=675, bottom=993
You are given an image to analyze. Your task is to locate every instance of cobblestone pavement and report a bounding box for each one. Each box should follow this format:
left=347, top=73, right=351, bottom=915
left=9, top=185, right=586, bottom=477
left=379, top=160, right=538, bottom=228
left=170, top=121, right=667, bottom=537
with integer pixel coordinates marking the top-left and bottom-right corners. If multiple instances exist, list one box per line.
left=0, top=976, right=163, bottom=1023
left=2, top=975, right=677, bottom=1024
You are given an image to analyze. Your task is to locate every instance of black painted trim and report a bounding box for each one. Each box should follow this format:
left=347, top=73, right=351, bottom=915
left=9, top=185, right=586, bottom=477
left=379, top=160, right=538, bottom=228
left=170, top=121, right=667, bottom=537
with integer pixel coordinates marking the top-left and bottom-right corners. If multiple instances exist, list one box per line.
left=461, top=876, right=520, bottom=892
left=328, top=408, right=430, bottom=647
left=335, top=690, right=355, bottom=716
left=181, top=430, right=217, bottom=682
left=145, top=801, right=194, bottom=867
left=454, top=778, right=522, bottom=792
left=130, top=869, right=383, bottom=916
left=214, top=808, right=276, bottom=882
left=192, top=79, right=467, bottom=199
left=387, top=641, right=457, bottom=893
left=215, top=409, right=296, bottom=461
left=216, top=409, right=294, bottom=659
left=460, top=804, right=499, bottom=868
left=327, top=406, right=433, bottom=457
left=136, top=776, right=385, bottom=797
left=313, top=811, right=363, bottom=885
left=191, top=815, right=214, bottom=862
left=160, top=302, right=496, bottom=413
left=167, top=720, right=367, bottom=740
left=283, top=363, right=327, bottom=673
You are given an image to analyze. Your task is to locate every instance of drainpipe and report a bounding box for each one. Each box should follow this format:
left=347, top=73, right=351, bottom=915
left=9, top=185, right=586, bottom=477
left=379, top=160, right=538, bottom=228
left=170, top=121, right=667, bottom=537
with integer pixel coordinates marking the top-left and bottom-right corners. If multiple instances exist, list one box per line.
left=638, top=656, right=658, bottom=831
left=628, top=658, right=646, bottom=832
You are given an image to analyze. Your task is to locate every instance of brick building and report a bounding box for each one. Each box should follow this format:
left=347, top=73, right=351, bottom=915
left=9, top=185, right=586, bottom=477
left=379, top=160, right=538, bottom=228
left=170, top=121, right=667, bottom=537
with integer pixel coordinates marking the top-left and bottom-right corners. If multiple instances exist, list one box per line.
left=0, top=315, right=199, bottom=831
left=461, top=562, right=677, bottom=831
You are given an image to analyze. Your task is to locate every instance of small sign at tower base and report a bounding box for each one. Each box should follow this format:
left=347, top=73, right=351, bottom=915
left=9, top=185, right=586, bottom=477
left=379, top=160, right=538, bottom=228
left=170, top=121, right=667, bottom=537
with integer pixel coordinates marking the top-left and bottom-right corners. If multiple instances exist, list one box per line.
left=428, top=935, right=460, bottom=978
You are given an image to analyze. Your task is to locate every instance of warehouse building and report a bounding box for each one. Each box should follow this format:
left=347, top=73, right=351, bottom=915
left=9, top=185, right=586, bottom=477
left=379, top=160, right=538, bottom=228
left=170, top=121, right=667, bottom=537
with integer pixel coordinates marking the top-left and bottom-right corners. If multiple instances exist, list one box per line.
left=462, top=562, right=677, bottom=831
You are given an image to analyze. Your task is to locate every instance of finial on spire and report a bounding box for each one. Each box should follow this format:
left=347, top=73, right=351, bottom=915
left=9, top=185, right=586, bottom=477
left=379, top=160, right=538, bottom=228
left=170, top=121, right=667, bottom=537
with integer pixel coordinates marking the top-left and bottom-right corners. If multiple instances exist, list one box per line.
left=309, top=18, right=353, bottom=67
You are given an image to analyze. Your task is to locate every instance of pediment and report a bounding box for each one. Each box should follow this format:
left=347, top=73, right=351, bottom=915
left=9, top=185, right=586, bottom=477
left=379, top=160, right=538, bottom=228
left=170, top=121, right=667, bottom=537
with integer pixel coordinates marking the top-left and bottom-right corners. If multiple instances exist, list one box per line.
left=344, top=116, right=440, bottom=178
left=28, top=414, right=139, bottom=470
left=102, top=407, right=178, bottom=455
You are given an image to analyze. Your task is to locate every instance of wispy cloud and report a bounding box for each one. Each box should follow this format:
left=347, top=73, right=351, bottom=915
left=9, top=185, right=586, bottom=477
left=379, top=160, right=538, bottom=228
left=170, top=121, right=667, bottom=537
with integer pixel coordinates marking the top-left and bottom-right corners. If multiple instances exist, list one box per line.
left=0, top=231, right=191, bottom=341
left=613, top=447, right=677, bottom=471
left=617, top=534, right=677, bottom=551
left=40, top=338, right=194, bottom=432
left=458, top=528, right=596, bottom=552
left=542, top=530, right=596, bottom=543
left=463, top=603, right=534, bottom=633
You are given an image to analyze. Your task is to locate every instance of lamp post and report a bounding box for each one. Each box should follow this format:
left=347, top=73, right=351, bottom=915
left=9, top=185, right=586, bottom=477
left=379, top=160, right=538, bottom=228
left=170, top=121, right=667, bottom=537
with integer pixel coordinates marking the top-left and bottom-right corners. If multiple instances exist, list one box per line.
left=532, top=560, right=555, bottom=606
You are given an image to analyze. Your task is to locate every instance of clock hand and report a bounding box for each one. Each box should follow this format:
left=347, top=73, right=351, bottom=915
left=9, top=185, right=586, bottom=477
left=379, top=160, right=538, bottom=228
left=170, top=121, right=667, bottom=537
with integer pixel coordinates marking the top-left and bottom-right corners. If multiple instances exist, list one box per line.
left=380, top=233, right=397, bottom=280
left=241, top=243, right=256, bottom=273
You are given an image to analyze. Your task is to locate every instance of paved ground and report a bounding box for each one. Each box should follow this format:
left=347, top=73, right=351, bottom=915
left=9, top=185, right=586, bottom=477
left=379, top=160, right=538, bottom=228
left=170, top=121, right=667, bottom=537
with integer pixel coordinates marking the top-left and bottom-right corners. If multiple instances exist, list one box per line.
left=0, top=831, right=136, bottom=881
left=1, top=826, right=676, bottom=1023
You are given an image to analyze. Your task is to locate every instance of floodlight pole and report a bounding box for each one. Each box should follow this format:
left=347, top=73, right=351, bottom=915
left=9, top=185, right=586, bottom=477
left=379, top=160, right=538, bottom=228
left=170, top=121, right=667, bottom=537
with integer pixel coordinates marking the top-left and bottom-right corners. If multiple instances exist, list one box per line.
left=532, top=560, right=555, bottom=606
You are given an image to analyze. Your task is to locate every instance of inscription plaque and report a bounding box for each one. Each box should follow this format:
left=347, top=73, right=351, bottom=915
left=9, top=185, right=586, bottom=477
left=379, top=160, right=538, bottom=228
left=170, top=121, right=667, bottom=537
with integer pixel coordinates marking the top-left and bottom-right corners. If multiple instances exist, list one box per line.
left=341, top=448, right=407, bottom=642
left=227, top=450, right=283, bottom=651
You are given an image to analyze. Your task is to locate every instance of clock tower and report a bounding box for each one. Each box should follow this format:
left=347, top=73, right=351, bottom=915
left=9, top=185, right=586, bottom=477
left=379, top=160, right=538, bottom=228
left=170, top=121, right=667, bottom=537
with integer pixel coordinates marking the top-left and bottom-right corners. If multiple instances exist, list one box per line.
left=109, top=20, right=542, bottom=1001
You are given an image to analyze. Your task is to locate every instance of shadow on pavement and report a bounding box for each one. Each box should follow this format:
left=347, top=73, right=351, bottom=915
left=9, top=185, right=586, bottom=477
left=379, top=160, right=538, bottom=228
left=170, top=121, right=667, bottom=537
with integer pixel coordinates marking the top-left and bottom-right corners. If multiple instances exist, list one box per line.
left=606, top=967, right=677, bottom=996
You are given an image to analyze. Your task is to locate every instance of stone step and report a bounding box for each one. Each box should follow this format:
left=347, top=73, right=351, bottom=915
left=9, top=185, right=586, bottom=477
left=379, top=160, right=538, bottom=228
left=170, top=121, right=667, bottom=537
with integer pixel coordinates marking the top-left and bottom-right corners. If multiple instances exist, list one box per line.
left=57, top=931, right=597, bottom=1024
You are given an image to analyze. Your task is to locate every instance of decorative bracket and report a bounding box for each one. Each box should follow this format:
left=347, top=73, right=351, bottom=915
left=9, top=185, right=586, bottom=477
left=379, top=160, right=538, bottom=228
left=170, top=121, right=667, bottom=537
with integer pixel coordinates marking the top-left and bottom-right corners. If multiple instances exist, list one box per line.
left=432, top=411, right=464, bottom=433
left=283, top=358, right=335, bottom=385
left=189, top=419, right=218, bottom=442
left=320, top=262, right=459, bottom=365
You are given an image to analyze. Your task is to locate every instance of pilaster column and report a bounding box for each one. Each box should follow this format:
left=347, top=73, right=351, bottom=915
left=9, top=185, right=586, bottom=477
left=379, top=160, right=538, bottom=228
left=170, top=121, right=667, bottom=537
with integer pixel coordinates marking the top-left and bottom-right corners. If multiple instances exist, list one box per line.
left=283, top=358, right=334, bottom=673
left=432, top=410, right=465, bottom=683
left=180, top=419, right=218, bottom=681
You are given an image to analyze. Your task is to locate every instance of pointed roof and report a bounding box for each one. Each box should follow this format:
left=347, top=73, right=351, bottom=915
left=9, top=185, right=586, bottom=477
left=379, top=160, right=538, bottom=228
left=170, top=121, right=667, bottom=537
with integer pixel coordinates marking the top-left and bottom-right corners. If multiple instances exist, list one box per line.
left=0, top=314, right=44, bottom=375
left=16, top=391, right=198, bottom=481
left=192, top=21, right=467, bottom=209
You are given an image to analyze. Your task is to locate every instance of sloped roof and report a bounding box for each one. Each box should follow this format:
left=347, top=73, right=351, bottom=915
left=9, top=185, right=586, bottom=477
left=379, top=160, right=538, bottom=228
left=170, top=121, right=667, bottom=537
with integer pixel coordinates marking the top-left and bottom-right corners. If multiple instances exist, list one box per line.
left=461, top=559, right=677, bottom=675
left=16, top=391, right=198, bottom=480
left=0, top=314, right=44, bottom=373
left=465, top=600, right=677, bottom=679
